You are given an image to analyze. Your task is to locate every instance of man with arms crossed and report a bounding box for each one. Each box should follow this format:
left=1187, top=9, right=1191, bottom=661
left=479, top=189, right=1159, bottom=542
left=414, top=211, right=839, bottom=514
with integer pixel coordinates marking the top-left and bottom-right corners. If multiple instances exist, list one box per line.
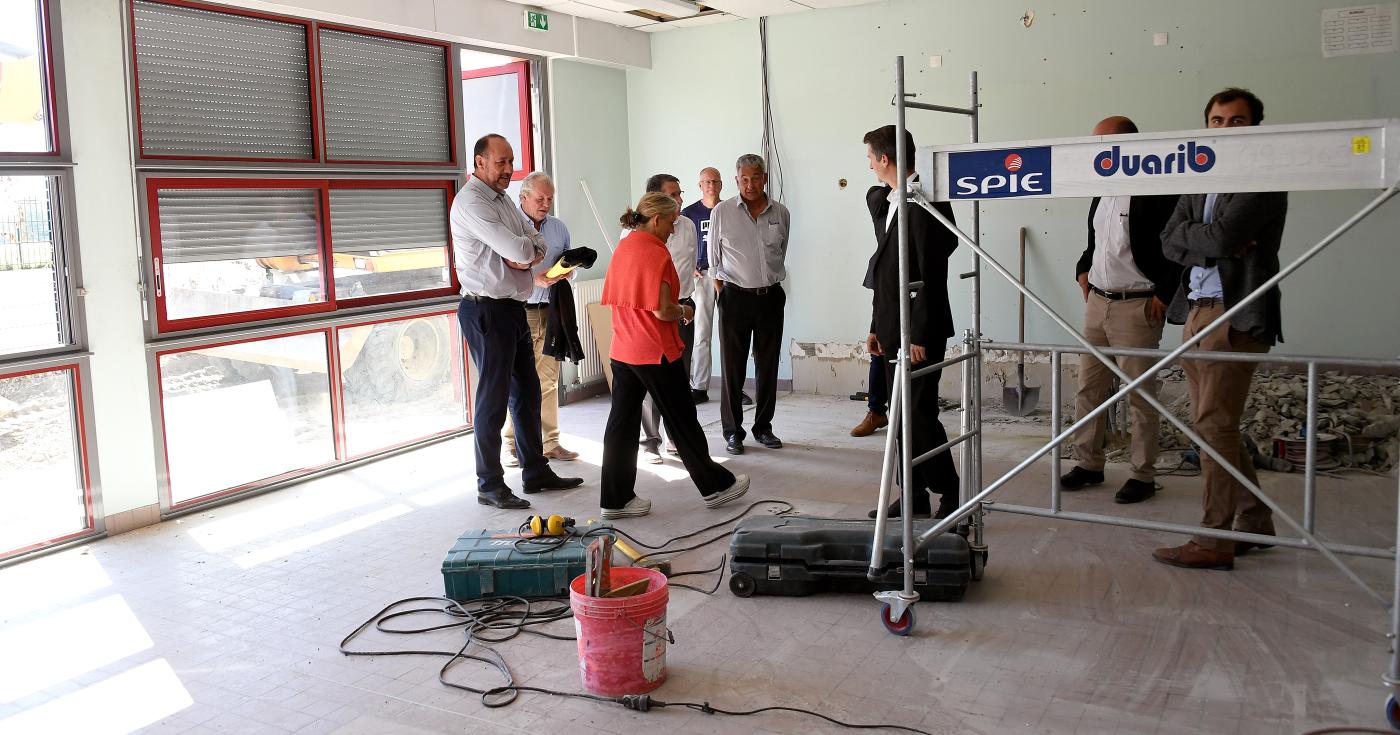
left=1153, top=88, right=1287, bottom=570
left=452, top=134, right=584, bottom=509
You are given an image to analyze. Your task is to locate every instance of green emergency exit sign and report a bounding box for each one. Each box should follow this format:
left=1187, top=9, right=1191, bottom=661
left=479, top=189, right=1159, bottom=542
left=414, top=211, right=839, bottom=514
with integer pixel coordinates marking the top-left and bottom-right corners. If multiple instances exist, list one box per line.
left=525, top=10, right=549, bottom=31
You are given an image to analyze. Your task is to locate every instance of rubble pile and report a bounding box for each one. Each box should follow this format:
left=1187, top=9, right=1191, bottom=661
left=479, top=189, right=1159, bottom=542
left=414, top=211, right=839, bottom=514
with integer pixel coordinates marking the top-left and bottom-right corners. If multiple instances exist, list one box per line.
left=1156, top=368, right=1400, bottom=471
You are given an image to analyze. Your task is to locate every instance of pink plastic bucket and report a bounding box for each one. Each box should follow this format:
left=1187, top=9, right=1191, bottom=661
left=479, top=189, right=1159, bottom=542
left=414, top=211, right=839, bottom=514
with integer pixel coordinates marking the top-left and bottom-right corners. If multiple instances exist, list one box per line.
left=568, top=566, right=669, bottom=696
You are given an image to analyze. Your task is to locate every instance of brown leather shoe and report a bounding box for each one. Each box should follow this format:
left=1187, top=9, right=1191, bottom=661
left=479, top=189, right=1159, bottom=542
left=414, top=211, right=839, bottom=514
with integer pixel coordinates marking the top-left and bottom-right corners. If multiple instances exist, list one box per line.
left=850, top=411, right=889, bottom=437
left=1152, top=541, right=1234, bottom=570
left=544, top=446, right=579, bottom=461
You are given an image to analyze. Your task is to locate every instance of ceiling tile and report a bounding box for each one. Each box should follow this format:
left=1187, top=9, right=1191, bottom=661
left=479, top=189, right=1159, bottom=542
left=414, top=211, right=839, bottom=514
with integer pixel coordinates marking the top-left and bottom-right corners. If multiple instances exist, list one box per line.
left=699, top=0, right=808, bottom=18
left=797, top=0, right=881, bottom=7
left=543, top=0, right=652, bottom=27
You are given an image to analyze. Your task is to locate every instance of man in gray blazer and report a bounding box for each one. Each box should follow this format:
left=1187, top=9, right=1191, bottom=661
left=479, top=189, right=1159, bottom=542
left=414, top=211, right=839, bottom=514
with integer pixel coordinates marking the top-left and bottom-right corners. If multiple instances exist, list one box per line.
left=1153, top=88, right=1287, bottom=571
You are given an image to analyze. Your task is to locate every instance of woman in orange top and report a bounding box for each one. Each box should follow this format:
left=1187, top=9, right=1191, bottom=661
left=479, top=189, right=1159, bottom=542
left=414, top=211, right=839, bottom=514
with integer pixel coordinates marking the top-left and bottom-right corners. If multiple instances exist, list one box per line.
left=600, top=192, right=750, bottom=518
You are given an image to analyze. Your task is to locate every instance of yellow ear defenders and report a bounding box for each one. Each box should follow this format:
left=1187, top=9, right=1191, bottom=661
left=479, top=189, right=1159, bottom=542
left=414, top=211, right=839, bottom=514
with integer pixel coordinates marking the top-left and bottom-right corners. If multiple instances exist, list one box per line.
left=527, top=514, right=576, bottom=537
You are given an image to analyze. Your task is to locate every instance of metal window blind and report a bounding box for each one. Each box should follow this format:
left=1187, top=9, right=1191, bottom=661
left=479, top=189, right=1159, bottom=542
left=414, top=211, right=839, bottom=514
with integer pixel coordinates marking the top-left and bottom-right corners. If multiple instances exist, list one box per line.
left=157, top=188, right=320, bottom=263
left=318, top=29, right=450, bottom=162
left=132, top=1, right=314, bottom=159
left=329, top=188, right=448, bottom=253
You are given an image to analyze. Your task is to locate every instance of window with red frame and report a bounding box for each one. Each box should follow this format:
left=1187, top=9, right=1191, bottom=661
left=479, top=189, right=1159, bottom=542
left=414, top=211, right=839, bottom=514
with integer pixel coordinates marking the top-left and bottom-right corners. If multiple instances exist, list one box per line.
left=153, top=309, right=469, bottom=509
left=0, top=363, right=94, bottom=559
left=129, top=0, right=458, bottom=166
left=461, top=60, right=534, bottom=189
left=146, top=178, right=458, bottom=333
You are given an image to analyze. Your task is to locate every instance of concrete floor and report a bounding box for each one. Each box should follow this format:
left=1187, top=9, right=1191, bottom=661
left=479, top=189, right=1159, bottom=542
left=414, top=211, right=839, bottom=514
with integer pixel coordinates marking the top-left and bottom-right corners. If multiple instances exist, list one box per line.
left=1, top=392, right=1395, bottom=734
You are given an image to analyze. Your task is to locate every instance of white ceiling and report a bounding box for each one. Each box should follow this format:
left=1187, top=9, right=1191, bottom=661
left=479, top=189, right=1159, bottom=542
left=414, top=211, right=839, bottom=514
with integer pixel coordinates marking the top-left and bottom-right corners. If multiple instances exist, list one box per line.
left=499, top=0, right=879, bottom=33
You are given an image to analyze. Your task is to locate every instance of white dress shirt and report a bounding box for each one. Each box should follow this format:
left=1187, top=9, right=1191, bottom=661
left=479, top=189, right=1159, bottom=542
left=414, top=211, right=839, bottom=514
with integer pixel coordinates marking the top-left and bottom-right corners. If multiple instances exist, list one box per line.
left=885, top=173, right=919, bottom=230
left=1088, top=195, right=1154, bottom=292
left=708, top=195, right=790, bottom=288
left=450, top=175, right=545, bottom=301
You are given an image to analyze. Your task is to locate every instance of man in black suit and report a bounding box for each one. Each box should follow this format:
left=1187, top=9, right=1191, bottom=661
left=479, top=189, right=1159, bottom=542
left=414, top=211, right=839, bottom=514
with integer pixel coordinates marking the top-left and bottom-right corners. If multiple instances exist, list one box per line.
left=861, top=124, right=960, bottom=519
left=1060, top=116, right=1182, bottom=505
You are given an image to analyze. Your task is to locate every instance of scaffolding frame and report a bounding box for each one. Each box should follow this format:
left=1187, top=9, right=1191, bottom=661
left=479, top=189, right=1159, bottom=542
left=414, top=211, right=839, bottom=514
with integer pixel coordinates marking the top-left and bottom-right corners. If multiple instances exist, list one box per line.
left=867, top=56, right=1400, bottom=713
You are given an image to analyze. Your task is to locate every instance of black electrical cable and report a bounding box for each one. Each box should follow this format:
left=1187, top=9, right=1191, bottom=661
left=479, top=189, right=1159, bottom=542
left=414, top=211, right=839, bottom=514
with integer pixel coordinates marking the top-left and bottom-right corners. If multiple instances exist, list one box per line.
left=666, top=554, right=727, bottom=595
left=758, top=16, right=785, bottom=203
left=507, top=500, right=794, bottom=563
left=342, top=595, right=932, bottom=732
left=342, top=506, right=928, bottom=732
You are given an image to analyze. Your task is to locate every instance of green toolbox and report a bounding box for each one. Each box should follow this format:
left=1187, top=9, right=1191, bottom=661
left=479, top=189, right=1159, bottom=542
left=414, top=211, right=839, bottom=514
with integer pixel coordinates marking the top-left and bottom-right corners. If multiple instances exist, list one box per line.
left=441, top=523, right=610, bottom=601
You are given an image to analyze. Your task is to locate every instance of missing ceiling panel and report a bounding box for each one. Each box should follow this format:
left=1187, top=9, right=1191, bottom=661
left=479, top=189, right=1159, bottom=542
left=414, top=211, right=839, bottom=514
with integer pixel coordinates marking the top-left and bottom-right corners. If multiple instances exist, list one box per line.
left=624, top=2, right=712, bottom=22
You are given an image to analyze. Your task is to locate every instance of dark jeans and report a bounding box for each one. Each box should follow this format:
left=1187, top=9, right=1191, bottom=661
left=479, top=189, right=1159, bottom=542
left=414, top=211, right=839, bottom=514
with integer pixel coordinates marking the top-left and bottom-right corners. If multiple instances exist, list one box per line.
left=884, top=340, right=958, bottom=512
left=602, top=356, right=736, bottom=510
left=457, top=298, right=551, bottom=493
left=868, top=354, right=888, bottom=416
left=641, top=297, right=695, bottom=451
left=717, top=284, right=784, bottom=441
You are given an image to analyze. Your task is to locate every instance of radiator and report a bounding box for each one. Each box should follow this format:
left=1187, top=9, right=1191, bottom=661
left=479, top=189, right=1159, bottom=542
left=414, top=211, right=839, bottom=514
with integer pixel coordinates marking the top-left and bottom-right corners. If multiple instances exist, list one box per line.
left=572, top=277, right=605, bottom=385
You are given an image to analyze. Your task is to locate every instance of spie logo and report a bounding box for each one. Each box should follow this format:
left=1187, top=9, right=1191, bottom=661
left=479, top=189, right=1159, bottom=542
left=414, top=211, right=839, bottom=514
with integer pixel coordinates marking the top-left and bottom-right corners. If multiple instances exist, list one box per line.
left=948, top=147, right=1051, bottom=199
left=1093, top=141, right=1216, bottom=177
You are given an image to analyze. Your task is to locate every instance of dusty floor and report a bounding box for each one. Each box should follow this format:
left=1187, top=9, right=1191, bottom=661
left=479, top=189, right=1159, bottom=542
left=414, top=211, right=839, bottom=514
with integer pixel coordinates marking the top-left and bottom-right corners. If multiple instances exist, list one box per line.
left=1, top=392, right=1395, bottom=734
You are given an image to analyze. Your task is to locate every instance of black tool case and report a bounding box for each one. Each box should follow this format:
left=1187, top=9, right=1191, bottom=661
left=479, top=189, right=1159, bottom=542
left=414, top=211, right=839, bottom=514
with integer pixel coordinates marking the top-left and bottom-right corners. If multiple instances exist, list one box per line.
left=727, top=515, right=975, bottom=600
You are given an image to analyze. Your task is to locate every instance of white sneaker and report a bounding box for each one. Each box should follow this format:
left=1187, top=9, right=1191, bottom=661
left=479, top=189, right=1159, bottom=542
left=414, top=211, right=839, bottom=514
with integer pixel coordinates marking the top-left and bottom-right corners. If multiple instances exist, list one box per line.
left=602, top=496, right=652, bottom=520
left=503, top=449, right=519, bottom=468
left=642, top=451, right=664, bottom=465
left=703, top=474, right=750, bottom=509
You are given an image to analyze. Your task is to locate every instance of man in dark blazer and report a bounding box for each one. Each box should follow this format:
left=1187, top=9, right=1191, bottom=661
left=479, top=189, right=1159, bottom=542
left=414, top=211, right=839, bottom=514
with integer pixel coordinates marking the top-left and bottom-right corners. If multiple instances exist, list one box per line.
left=861, top=124, right=960, bottom=519
left=1153, top=88, right=1288, bottom=571
left=1060, top=116, right=1182, bottom=505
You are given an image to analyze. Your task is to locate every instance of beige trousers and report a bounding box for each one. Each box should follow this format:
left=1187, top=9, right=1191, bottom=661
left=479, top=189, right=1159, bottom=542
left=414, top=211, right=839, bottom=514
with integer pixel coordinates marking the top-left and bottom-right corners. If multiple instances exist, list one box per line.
left=1182, top=303, right=1273, bottom=551
left=504, top=308, right=560, bottom=452
left=1072, top=292, right=1165, bottom=482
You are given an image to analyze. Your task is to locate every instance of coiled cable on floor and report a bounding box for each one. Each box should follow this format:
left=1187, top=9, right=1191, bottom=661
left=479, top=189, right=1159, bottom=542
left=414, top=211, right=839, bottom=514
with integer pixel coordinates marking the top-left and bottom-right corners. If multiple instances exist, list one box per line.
left=340, top=502, right=928, bottom=733
left=341, top=594, right=930, bottom=732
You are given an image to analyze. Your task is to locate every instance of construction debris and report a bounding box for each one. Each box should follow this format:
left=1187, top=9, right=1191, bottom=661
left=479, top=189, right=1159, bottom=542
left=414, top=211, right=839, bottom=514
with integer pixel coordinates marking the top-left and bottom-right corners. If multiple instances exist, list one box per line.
left=1154, top=368, right=1400, bottom=471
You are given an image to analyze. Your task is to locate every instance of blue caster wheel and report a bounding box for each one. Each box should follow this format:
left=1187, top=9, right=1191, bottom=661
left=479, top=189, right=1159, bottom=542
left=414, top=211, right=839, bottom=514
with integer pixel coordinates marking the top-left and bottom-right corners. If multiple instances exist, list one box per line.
left=1387, top=693, right=1400, bottom=730
left=881, top=602, right=914, bottom=636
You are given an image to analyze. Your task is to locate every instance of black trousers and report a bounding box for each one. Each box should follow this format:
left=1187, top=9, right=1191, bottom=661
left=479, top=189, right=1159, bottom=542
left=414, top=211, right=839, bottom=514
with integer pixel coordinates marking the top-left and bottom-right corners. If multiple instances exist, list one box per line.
left=884, top=340, right=959, bottom=512
left=867, top=354, right=887, bottom=416
left=458, top=298, right=551, bottom=493
left=602, top=356, right=736, bottom=510
left=641, top=297, right=694, bottom=451
left=717, top=284, right=784, bottom=440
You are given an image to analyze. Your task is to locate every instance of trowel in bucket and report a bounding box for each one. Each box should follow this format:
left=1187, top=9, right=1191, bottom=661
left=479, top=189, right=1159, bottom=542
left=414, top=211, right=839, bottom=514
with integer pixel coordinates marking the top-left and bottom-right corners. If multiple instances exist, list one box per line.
left=1003, top=227, right=1041, bottom=416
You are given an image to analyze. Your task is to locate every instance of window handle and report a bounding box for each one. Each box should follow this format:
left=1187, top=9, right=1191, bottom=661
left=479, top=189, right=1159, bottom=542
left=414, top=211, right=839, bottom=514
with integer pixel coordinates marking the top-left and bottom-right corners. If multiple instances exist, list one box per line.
left=153, top=257, right=163, bottom=297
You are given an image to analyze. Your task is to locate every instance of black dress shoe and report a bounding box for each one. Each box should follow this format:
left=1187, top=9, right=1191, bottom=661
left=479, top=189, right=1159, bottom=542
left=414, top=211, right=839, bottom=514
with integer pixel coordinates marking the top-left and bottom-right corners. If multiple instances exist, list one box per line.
left=754, top=432, right=782, bottom=449
left=1114, top=478, right=1157, bottom=504
left=933, top=495, right=960, bottom=520
left=725, top=436, right=744, bottom=455
left=691, top=390, right=709, bottom=404
left=478, top=488, right=530, bottom=509
left=523, top=475, right=585, bottom=494
left=741, top=392, right=754, bottom=405
left=867, top=500, right=932, bottom=520
left=1059, top=466, right=1105, bottom=490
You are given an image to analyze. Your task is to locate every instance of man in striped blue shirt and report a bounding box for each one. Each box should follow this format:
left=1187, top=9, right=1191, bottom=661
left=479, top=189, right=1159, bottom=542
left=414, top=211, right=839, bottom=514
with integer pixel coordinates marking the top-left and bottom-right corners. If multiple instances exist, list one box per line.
left=503, top=172, right=580, bottom=464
